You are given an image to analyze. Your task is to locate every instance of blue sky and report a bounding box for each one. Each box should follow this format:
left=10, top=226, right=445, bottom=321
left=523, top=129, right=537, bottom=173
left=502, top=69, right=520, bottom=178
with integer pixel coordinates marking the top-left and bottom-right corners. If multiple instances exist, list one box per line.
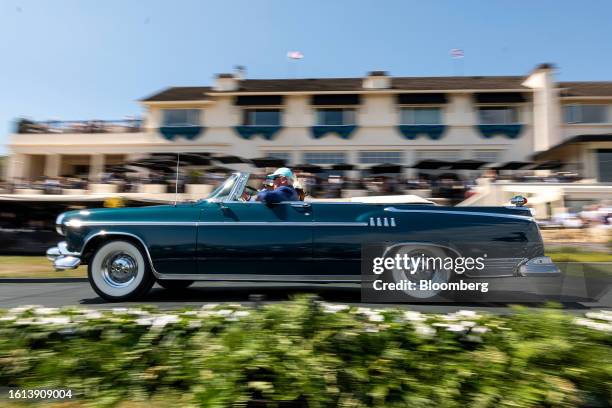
left=1, top=0, right=612, bottom=153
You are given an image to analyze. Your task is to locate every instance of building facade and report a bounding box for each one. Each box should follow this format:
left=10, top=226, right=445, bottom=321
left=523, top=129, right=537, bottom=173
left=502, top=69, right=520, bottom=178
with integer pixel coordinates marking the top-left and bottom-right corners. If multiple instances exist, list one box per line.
left=6, top=63, right=612, bottom=182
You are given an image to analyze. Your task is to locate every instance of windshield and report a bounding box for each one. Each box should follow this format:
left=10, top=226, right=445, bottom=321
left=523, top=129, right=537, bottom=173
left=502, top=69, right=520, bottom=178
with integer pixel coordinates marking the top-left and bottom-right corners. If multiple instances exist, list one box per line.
left=205, top=173, right=240, bottom=201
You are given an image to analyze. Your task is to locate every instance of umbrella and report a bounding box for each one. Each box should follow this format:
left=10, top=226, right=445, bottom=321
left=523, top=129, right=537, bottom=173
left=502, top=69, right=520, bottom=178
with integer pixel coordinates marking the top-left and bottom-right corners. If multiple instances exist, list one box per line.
left=178, top=154, right=212, bottom=166
left=106, top=165, right=133, bottom=173
left=207, top=166, right=232, bottom=173
left=214, top=155, right=250, bottom=164
left=331, top=163, right=354, bottom=171
left=530, top=160, right=563, bottom=170
left=411, top=160, right=451, bottom=170
left=293, top=163, right=324, bottom=173
left=251, top=157, right=286, bottom=168
left=449, top=160, right=488, bottom=170
left=493, top=161, right=533, bottom=170
left=368, top=163, right=403, bottom=174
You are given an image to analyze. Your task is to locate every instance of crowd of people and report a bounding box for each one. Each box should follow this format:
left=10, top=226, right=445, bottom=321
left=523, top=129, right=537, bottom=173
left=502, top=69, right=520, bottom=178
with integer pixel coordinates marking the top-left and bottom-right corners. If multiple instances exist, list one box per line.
left=16, top=118, right=141, bottom=134
left=0, top=167, right=590, bottom=204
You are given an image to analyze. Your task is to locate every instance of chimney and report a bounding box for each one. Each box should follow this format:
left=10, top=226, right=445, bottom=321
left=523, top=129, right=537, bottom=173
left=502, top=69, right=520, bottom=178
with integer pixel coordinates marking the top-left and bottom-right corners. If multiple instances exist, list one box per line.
left=522, top=63, right=559, bottom=152
left=214, top=73, right=240, bottom=91
left=234, top=65, right=246, bottom=80
left=363, top=71, right=391, bottom=89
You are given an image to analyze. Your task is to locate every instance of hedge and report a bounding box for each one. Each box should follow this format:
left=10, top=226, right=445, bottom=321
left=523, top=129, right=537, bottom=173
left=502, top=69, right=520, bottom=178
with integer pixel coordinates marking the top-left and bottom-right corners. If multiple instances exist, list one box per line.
left=0, top=298, right=610, bottom=407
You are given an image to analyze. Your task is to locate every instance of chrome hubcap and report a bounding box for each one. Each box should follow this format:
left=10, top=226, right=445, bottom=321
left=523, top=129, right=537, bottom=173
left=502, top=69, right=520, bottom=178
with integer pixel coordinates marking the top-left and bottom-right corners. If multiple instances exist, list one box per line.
left=102, top=252, right=138, bottom=288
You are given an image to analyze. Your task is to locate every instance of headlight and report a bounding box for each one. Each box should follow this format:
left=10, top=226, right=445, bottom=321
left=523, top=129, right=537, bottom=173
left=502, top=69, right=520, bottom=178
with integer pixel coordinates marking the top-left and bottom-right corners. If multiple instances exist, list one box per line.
left=55, top=213, right=66, bottom=236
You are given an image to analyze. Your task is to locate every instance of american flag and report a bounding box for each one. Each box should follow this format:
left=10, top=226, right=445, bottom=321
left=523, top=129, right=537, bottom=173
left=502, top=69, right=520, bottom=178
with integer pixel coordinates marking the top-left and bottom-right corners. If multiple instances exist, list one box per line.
left=287, top=51, right=304, bottom=59
left=450, top=48, right=464, bottom=59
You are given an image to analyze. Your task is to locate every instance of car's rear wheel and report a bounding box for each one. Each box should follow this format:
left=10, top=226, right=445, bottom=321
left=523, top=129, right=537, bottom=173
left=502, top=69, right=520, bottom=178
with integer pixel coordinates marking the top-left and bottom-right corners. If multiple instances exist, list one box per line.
left=157, top=280, right=194, bottom=291
left=88, top=240, right=154, bottom=301
left=387, top=244, right=453, bottom=299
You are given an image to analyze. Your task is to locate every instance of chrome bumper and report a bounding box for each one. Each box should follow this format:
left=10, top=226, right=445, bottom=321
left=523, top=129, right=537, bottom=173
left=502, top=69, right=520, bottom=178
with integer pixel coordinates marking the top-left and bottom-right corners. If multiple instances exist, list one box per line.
left=46, top=242, right=81, bottom=271
left=518, top=256, right=560, bottom=277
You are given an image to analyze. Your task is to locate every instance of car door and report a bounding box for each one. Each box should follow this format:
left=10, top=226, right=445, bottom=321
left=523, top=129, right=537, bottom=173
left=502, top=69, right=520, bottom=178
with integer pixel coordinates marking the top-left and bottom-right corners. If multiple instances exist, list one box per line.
left=196, top=200, right=314, bottom=277
left=311, top=202, right=399, bottom=276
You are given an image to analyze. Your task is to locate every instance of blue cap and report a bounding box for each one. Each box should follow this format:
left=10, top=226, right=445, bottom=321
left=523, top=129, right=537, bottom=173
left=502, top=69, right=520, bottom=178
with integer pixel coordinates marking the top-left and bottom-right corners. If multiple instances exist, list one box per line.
left=267, top=167, right=294, bottom=181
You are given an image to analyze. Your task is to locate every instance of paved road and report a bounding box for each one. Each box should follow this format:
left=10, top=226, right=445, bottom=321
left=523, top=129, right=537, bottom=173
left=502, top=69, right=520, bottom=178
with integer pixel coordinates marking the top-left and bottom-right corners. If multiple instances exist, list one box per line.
left=0, top=281, right=610, bottom=313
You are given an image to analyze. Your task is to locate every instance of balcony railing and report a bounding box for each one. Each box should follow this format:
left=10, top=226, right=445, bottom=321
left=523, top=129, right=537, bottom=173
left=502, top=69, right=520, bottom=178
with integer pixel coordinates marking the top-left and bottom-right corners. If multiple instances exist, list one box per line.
left=16, top=118, right=142, bottom=134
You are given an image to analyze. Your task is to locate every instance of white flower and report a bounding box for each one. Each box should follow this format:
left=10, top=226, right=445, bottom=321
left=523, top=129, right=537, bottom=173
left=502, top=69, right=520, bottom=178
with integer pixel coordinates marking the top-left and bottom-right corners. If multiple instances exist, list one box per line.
left=38, top=316, right=71, bottom=325
left=152, top=315, right=180, bottom=328
left=455, top=310, right=479, bottom=318
left=84, top=311, right=103, bottom=319
left=202, top=303, right=220, bottom=309
left=234, top=310, right=250, bottom=318
left=403, top=311, right=426, bottom=322
left=585, top=311, right=612, bottom=322
left=34, top=307, right=60, bottom=315
left=9, top=305, right=36, bottom=314
left=445, top=324, right=467, bottom=333
left=574, top=317, right=612, bottom=332
left=321, top=303, right=349, bottom=314
left=111, top=308, right=129, bottom=314
left=472, top=326, right=489, bottom=334
left=15, top=318, right=35, bottom=325
left=367, top=313, right=384, bottom=322
left=414, top=323, right=435, bottom=337
left=215, top=309, right=233, bottom=317
left=135, top=318, right=153, bottom=326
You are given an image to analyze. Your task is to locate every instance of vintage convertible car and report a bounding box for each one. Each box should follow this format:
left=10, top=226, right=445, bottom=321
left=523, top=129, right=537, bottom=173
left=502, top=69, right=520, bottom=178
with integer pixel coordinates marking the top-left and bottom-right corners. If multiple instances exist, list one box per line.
left=46, top=172, right=559, bottom=301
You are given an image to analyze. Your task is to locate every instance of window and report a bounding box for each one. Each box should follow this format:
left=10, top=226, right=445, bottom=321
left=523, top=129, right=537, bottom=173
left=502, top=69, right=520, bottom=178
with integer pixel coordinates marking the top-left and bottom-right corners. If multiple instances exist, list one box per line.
left=303, top=151, right=346, bottom=164
left=473, top=150, right=501, bottom=163
left=162, top=109, right=200, bottom=126
left=478, top=107, right=519, bottom=124
left=597, top=149, right=612, bottom=182
left=359, top=151, right=403, bottom=164
left=400, top=107, right=442, bottom=125
left=264, top=151, right=291, bottom=163
left=414, top=150, right=460, bottom=161
left=564, top=105, right=608, bottom=124
left=243, top=109, right=281, bottom=126
left=316, top=108, right=356, bottom=126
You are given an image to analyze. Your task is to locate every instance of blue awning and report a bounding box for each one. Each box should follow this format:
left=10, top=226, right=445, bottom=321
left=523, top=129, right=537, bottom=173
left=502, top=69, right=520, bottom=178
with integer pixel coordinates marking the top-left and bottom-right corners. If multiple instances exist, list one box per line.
left=477, top=124, right=522, bottom=139
left=234, top=126, right=282, bottom=140
left=159, top=126, right=204, bottom=141
left=398, top=125, right=446, bottom=140
left=311, top=125, right=358, bottom=139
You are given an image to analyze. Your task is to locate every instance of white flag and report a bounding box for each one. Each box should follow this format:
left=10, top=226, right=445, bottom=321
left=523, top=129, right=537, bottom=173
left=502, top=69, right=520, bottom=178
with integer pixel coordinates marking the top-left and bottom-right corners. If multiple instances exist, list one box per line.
left=450, top=48, right=464, bottom=59
left=287, top=51, right=304, bottom=59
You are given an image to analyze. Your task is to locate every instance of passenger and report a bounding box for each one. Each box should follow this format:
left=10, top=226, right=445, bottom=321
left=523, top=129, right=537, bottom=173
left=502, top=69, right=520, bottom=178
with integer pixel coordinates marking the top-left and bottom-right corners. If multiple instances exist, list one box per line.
left=256, top=167, right=298, bottom=204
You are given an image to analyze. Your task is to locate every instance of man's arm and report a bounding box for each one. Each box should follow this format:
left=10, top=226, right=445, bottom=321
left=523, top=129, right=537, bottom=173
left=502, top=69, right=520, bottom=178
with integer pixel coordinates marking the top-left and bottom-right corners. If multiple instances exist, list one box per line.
left=257, top=186, right=296, bottom=204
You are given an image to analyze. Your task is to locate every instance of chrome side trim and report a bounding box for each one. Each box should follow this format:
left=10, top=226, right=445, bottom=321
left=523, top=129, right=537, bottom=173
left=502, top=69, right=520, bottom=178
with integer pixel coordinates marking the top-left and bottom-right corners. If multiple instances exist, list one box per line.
left=67, top=221, right=368, bottom=227
left=155, top=273, right=361, bottom=282
left=198, top=221, right=368, bottom=227
left=69, top=221, right=197, bottom=226
left=383, top=207, right=534, bottom=221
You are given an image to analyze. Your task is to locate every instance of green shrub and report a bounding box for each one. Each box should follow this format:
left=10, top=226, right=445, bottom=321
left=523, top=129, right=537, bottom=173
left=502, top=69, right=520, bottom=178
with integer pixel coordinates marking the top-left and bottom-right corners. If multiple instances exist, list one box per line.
left=0, top=298, right=610, bottom=407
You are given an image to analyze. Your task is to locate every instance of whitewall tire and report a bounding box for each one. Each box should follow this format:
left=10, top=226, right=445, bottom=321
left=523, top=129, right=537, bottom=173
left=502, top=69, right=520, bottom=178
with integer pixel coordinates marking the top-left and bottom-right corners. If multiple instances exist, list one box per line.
left=88, top=240, right=154, bottom=301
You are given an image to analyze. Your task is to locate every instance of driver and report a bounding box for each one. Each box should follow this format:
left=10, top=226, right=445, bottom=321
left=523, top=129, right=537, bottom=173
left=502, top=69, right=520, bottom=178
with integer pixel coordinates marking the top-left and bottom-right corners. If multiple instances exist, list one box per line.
left=256, top=167, right=298, bottom=204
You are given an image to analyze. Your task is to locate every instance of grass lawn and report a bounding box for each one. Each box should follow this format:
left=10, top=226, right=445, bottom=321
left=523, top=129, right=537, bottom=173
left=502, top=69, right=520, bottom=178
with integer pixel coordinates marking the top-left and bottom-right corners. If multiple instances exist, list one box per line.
left=0, top=256, right=86, bottom=278
left=0, top=248, right=609, bottom=278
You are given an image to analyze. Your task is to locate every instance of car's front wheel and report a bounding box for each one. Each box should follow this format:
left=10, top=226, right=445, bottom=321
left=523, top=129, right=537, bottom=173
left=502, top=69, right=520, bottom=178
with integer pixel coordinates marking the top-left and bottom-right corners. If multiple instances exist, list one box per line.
left=88, top=240, right=154, bottom=301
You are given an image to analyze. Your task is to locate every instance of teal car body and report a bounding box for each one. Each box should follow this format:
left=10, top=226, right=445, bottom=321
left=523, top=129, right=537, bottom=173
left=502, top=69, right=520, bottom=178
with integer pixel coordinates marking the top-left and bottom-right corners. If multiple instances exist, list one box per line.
left=47, top=172, right=559, bottom=297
